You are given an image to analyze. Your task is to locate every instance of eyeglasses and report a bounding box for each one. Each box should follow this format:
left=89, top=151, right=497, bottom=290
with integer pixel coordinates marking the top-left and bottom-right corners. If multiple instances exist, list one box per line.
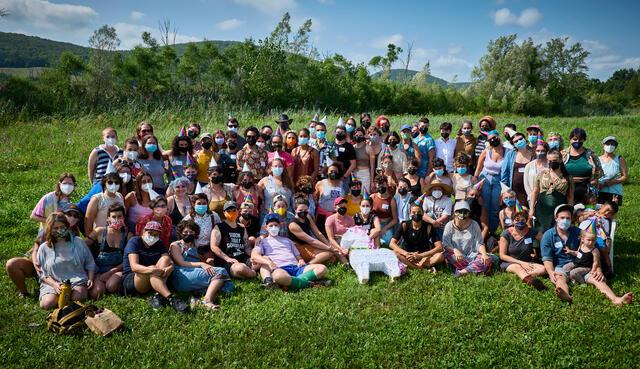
left=456, top=210, right=470, bottom=215
left=154, top=204, right=168, bottom=208
left=106, top=181, right=119, bottom=185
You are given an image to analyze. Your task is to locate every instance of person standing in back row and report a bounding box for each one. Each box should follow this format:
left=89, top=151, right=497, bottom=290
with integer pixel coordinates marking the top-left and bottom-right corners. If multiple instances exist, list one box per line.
left=435, top=122, right=457, bottom=173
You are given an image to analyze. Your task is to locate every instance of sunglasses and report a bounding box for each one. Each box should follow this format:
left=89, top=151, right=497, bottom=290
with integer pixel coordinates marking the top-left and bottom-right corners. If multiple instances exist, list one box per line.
left=106, top=180, right=119, bottom=185
left=228, top=124, right=238, bottom=128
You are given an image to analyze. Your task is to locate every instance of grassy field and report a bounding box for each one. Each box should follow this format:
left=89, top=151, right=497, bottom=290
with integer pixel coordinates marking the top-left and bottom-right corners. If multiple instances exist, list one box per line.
left=0, top=111, right=639, bottom=368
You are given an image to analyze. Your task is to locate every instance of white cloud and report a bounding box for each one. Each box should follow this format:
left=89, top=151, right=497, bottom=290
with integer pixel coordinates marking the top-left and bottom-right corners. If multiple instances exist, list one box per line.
left=216, top=18, right=244, bottom=31
left=113, top=22, right=200, bottom=50
left=589, top=55, right=640, bottom=71
left=130, top=11, right=144, bottom=21
left=493, top=7, right=542, bottom=28
left=370, top=34, right=404, bottom=49
left=0, top=0, right=98, bottom=30
left=447, top=45, right=462, bottom=55
left=233, top=0, right=297, bottom=15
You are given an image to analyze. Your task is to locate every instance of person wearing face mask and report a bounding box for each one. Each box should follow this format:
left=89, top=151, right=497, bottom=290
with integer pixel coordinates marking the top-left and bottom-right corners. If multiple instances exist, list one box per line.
left=183, top=193, right=221, bottom=254
left=236, top=126, right=269, bottom=178
left=314, top=163, right=346, bottom=233
left=377, top=153, right=399, bottom=196
left=295, top=176, right=317, bottom=217
left=451, top=153, right=478, bottom=203
left=529, top=150, right=574, bottom=232
left=435, top=122, right=457, bottom=173
left=378, top=132, right=408, bottom=179
left=36, top=213, right=98, bottom=309
left=325, top=197, right=356, bottom=254
left=257, top=158, right=294, bottom=223
left=289, top=197, right=344, bottom=265
left=425, top=158, right=453, bottom=188
left=31, top=173, right=77, bottom=228
left=135, top=196, right=173, bottom=247
left=227, top=117, right=247, bottom=149
left=498, top=189, right=522, bottom=232
left=211, top=202, right=257, bottom=280
left=267, top=134, right=295, bottom=178
left=400, top=124, right=421, bottom=163
left=260, top=125, right=273, bottom=149
left=261, top=196, right=296, bottom=237
left=194, top=133, right=217, bottom=186
left=394, top=178, right=413, bottom=223
left=113, top=137, right=142, bottom=178
left=85, top=173, right=125, bottom=236
left=169, top=220, right=234, bottom=311
left=360, top=112, right=372, bottom=131
left=122, top=220, right=189, bottom=313
left=375, top=115, right=392, bottom=142
left=350, top=127, right=374, bottom=193
left=6, top=206, right=84, bottom=298
left=124, top=172, right=154, bottom=230
left=292, top=128, right=320, bottom=185
left=498, top=209, right=546, bottom=291
left=252, top=214, right=331, bottom=290
left=233, top=171, right=261, bottom=218
left=474, top=116, right=496, bottom=168
left=274, top=114, right=292, bottom=136
left=344, top=117, right=357, bottom=142
left=186, top=122, right=202, bottom=150
left=284, top=130, right=298, bottom=154
left=390, top=203, right=445, bottom=271
left=474, top=130, right=505, bottom=235
left=138, top=135, right=168, bottom=195
left=167, top=135, right=194, bottom=181
left=442, top=201, right=497, bottom=276
left=218, top=131, right=242, bottom=185
left=454, top=120, right=477, bottom=168
left=404, top=159, right=424, bottom=198
left=345, top=176, right=364, bottom=216
left=372, top=175, right=398, bottom=246
left=598, top=136, right=627, bottom=206
left=546, top=132, right=564, bottom=151
left=333, top=126, right=357, bottom=186
left=422, top=180, right=453, bottom=239
left=78, top=162, right=133, bottom=214
left=562, top=127, right=603, bottom=205
left=414, top=117, right=436, bottom=177
left=539, top=204, right=582, bottom=303
left=366, top=126, right=384, bottom=189
left=500, top=132, right=534, bottom=206
left=523, top=140, right=550, bottom=203
left=203, top=167, right=233, bottom=220
left=88, top=127, right=123, bottom=185
left=354, top=197, right=383, bottom=248
left=85, top=204, right=130, bottom=296
left=238, top=198, right=261, bottom=248
left=502, top=123, right=517, bottom=151
left=525, top=125, right=543, bottom=150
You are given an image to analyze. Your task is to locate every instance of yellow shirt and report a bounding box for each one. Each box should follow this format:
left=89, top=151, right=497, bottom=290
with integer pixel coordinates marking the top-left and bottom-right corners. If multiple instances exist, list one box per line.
left=346, top=194, right=361, bottom=217
left=196, top=151, right=214, bottom=183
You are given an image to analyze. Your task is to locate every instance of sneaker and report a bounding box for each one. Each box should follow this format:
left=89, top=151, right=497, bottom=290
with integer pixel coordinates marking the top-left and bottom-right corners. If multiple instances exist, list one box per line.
left=149, top=293, right=167, bottom=310
left=261, top=277, right=277, bottom=289
left=169, top=295, right=190, bottom=313
left=309, top=279, right=333, bottom=288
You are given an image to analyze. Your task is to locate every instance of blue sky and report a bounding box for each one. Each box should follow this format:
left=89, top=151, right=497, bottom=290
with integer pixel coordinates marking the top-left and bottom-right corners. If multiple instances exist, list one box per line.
left=1, top=0, right=638, bottom=81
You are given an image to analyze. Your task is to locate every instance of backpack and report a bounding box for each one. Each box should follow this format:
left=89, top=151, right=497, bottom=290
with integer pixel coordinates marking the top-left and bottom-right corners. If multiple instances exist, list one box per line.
left=47, top=301, right=97, bottom=335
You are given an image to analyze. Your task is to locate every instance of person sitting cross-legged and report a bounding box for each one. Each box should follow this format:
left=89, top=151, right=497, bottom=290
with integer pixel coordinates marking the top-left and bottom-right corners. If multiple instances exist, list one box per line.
left=390, top=203, right=444, bottom=271
left=251, top=214, right=331, bottom=290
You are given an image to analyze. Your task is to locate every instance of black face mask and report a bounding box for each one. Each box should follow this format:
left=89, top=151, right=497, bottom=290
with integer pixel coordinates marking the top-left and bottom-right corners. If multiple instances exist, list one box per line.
left=549, top=161, right=561, bottom=170
left=489, top=138, right=500, bottom=147
left=362, top=121, right=371, bottom=129
left=178, top=147, right=189, bottom=153
left=246, top=136, right=257, bottom=146
left=335, top=132, right=346, bottom=141
left=261, top=134, right=271, bottom=141
left=301, top=187, right=313, bottom=194
left=227, top=142, right=237, bottom=150
left=202, top=142, right=213, bottom=150
left=351, top=189, right=361, bottom=197
left=241, top=213, right=252, bottom=221
left=381, top=125, right=390, bottom=133
left=378, top=187, right=387, bottom=194
left=407, top=168, right=417, bottom=175
left=411, top=213, right=422, bottom=222
left=355, top=136, right=365, bottom=143
left=337, top=207, right=347, bottom=215
left=212, top=176, right=224, bottom=184
left=411, top=132, right=419, bottom=138
left=241, top=181, right=253, bottom=189
left=187, top=131, right=198, bottom=139
left=420, top=127, right=428, bottom=134
left=441, top=132, right=450, bottom=139
left=571, top=141, right=584, bottom=149
left=280, top=123, right=290, bottom=131
left=388, top=141, right=398, bottom=148
left=182, top=234, right=196, bottom=243
left=296, top=210, right=308, bottom=219
left=398, top=188, right=408, bottom=196
left=329, top=172, right=340, bottom=180
left=272, top=143, right=282, bottom=150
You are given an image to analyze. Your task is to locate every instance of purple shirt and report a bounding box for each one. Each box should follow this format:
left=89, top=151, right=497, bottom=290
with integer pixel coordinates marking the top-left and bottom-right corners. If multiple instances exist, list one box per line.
left=256, top=236, right=300, bottom=267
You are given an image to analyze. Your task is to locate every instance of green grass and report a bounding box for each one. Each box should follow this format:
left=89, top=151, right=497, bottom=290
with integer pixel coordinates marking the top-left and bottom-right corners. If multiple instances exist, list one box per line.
left=1, top=112, right=639, bottom=368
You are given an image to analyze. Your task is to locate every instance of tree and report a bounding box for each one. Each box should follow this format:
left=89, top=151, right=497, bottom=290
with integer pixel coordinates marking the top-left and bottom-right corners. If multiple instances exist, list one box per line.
left=369, top=43, right=403, bottom=80
left=541, top=37, right=590, bottom=114
left=401, top=41, right=414, bottom=83
left=87, top=25, right=120, bottom=103
left=158, top=18, right=178, bottom=47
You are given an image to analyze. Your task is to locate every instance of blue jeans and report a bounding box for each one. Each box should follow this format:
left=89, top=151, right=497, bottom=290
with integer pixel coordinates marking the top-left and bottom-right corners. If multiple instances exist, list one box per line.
left=480, top=174, right=501, bottom=234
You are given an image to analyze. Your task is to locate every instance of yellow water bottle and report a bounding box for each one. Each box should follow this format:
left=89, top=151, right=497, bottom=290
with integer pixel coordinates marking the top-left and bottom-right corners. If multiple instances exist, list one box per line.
left=58, top=280, right=72, bottom=309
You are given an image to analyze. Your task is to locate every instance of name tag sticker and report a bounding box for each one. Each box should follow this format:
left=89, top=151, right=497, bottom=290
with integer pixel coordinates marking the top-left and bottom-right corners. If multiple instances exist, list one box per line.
left=230, top=154, right=237, bottom=160
left=524, top=238, right=533, bottom=244
left=382, top=204, right=390, bottom=210
left=260, top=161, right=266, bottom=168
left=577, top=251, right=583, bottom=258
left=554, top=241, right=563, bottom=249
left=505, top=218, right=513, bottom=225
left=338, top=147, right=345, bottom=152
left=174, top=160, right=183, bottom=166
left=518, top=167, right=526, bottom=173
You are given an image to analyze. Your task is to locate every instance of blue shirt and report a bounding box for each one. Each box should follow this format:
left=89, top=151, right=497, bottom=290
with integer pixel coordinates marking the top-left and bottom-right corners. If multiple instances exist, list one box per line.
left=413, top=134, right=435, bottom=176
left=540, top=226, right=581, bottom=267
left=122, top=236, right=168, bottom=274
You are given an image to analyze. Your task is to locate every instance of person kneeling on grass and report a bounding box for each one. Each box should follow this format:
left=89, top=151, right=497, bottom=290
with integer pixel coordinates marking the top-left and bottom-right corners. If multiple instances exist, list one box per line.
left=122, top=220, right=189, bottom=313
left=210, top=201, right=257, bottom=280
left=441, top=200, right=498, bottom=276
left=252, top=214, right=331, bottom=290
left=37, top=212, right=99, bottom=309
left=389, top=203, right=444, bottom=272
left=169, top=220, right=234, bottom=311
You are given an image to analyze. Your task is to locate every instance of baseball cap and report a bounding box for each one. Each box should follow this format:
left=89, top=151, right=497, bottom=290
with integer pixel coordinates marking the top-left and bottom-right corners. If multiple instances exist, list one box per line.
left=223, top=201, right=238, bottom=212
left=334, top=197, right=347, bottom=206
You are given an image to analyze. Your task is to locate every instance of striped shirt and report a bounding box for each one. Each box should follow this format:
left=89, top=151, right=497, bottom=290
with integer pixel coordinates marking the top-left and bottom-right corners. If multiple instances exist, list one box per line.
left=93, top=146, right=122, bottom=184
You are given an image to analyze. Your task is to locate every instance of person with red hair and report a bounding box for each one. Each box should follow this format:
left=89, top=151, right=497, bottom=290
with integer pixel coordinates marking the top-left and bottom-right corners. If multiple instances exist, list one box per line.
left=375, top=115, right=391, bottom=142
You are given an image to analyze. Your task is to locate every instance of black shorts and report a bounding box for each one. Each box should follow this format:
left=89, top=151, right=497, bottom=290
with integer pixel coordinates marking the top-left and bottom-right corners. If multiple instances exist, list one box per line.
left=121, top=273, right=137, bottom=297
left=214, top=254, right=251, bottom=274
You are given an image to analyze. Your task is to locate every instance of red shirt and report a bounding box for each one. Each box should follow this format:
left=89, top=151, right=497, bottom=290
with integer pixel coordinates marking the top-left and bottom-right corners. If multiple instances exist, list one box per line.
left=135, top=214, right=173, bottom=248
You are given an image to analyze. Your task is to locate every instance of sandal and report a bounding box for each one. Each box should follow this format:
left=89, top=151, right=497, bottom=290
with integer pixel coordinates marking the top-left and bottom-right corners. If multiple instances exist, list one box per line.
left=201, top=301, right=220, bottom=311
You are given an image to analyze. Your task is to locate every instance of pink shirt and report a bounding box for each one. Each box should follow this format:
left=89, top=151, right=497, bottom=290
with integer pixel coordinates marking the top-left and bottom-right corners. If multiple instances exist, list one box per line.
left=268, top=151, right=294, bottom=167
left=325, top=214, right=355, bottom=238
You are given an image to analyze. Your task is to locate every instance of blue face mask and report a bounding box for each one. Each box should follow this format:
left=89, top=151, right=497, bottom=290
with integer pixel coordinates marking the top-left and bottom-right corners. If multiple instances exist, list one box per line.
left=316, top=131, right=326, bottom=140
left=504, top=198, right=515, bottom=207
left=299, top=137, right=309, bottom=146
left=434, top=169, right=445, bottom=177
left=456, top=167, right=467, bottom=175
left=145, top=144, right=158, bottom=153
left=346, top=125, right=355, bottom=133
left=272, top=167, right=284, bottom=176
left=309, top=127, right=316, bottom=135
left=528, top=135, right=537, bottom=144
left=548, top=141, right=560, bottom=150
left=557, top=218, right=571, bottom=230
left=514, top=139, right=527, bottom=150
left=195, top=204, right=208, bottom=215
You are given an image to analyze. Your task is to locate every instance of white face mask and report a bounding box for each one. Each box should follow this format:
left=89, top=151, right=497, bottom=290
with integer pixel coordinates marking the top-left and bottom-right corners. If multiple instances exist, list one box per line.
left=604, top=145, right=616, bottom=154
left=431, top=190, right=443, bottom=199
left=360, top=205, right=371, bottom=215
left=142, top=183, right=153, bottom=192
left=267, top=225, right=280, bottom=236
left=119, top=173, right=131, bottom=183
left=125, top=150, right=138, bottom=161
left=59, top=184, right=75, bottom=195
left=142, top=235, right=159, bottom=246
left=256, top=142, right=266, bottom=149
left=107, top=183, right=120, bottom=193
left=105, top=137, right=117, bottom=147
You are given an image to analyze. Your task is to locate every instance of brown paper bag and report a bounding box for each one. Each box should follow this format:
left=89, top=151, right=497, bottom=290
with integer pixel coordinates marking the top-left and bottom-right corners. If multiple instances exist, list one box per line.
left=85, top=309, right=123, bottom=336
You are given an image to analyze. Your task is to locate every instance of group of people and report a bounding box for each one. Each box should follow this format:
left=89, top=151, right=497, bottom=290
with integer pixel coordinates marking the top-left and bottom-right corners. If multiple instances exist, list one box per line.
left=5, top=113, right=634, bottom=313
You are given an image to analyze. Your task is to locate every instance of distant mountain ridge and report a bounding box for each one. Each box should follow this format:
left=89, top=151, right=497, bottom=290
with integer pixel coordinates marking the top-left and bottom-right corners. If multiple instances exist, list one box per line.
left=372, top=69, right=470, bottom=88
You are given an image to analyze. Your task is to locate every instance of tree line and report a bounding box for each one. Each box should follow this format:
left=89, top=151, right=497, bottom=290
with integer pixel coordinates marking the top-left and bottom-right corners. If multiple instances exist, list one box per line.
left=0, top=13, right=638, bottom=118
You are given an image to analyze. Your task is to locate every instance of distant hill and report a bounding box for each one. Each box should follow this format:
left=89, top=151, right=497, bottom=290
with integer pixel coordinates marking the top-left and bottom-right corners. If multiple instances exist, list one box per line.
left=373, top=68, right=471, bottom=88
left=0, top=31, right=240, bottom=68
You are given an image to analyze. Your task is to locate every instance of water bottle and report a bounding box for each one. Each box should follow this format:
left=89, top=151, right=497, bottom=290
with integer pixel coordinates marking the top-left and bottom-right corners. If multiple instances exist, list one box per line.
left=58, top=280, right=72, bottom=309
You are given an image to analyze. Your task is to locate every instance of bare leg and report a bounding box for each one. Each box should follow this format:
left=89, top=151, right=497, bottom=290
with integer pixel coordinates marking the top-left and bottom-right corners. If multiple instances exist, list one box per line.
left=203, top=279, right=224, bottom=304
left=395, top=252, right=423, bottom=269
left=230, top=263, right=257, bottom=279
left=272, top=269, right=292, bottom=287
left=308, top=251, right=336, bottom=266
left=587, top=278, right=634, bottom=306
left=106, top=272, right=123, bottom=293
left=553, top=273, right=572, bottom=303
left=90, top=280, right=106, bottom=299
left=133, top=274, right=152, bottom=294
left=506, top=264, right=529, bottom=280
left=72, top=286, right=88, bottom=301
left=6, top=257, right=35, bottom=294
left=40, top=294, right=58, bottom=310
